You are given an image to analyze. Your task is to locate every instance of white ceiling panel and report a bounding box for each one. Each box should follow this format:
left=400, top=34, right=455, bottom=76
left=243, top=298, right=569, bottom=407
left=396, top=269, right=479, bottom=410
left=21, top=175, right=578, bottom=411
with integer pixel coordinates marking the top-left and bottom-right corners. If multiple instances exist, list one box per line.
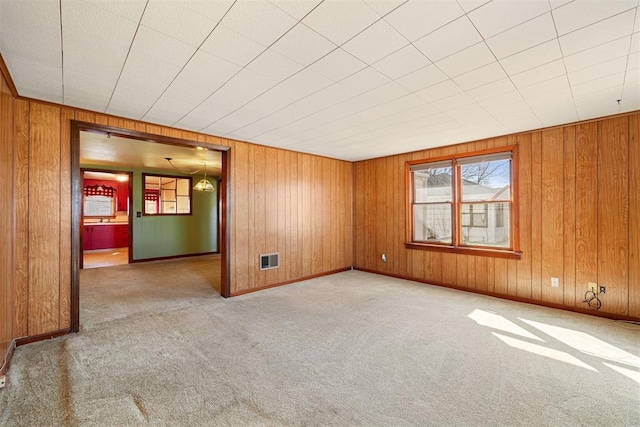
left=413, top=16, right=482, bottom=63
left=302, top=0, right=381, bottom=45
left=499, top=39, right=562, bottom=75
left=384, top=0, right=465, bottom=42
left=308, top=48, right=367, bottom=82
left=372, top=44, right=430, bottom=79
left=486, top=13, right=557, bottom=59
left=564, top=36, right=631, bottom=73
left=271, top=24, right=336, bottom=66
left=559, top=9, right=637, bottom=55
left=468, top=0, right=550, bottom=39
left=200, top=24, right=266, bottom=67
left=222, top=0, right=297, bottom=46
left=342, top=19, right=407, bottom=65
left=436, top=42, right=496, bottom=77
left=396, top=64, right=448, bottom=92
left=1, top=0, right=639, bottom=162
left=453, top=62, right=507, bottom=91
left=552, top=0, right=638, bottom=36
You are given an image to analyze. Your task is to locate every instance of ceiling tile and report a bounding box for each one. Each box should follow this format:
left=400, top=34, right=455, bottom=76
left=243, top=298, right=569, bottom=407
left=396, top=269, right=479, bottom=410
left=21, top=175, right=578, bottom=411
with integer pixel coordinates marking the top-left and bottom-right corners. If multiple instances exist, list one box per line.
left=433, top=93, right=476, bottom=112
left=564, top=36, right=631, bottom=73
left=268, top=0, right=322, bottom=19
left=342, top=19, right=408, bottom=64
left=559, top=9, right=636, bottom=55
left=384, top=0, right=465, bottom=42
left=302, top=0, right=381, bottom=45
left=571, top=72, right=625, bottom=97
left=552, top=0, right=638, bottom=36
left=511, top=59, right=566, bottom=89
left=396, top=64, right=448, bottom=91
left=246, top=49, right=304, bottom=82
left=529, top=99, right=578, bottom=126
left=415, top=79, right=463, bottom=102
left=338, top=67, right=390, bottom=95
left=362, top=0, right=406, bottom=16
left=436, top=42, right=496, bottom=77
left=499, top=39, right=562, bottom=75
left=467, top=78, right=518, bottom=102
left=631, top=32, right=640, bottom=53
left=520, top=75, right=573, bottom=101
left=141, top=0, right=221, bottom=46
left=222, top=0, right=297, bottom=46
left=568, top=56, right=628, bottom=86
left=549, top=0, right=573, bottom=9
left=413, top=16, right=482, bottom=62
left=372, top=44, right=431, bottom=79
left=452, top=62, right=506, bottom=91
left=282, top=68, right=334, bottom=98
left=486, top=13, right=557, bottom=59
left=456, top=0, right=492, bottom=14
left=308, top=48, right=367, bottom=82
left=468, top=0, right=550, bottom=39
left=271, top=24, right=336, bottom=66
left=480, top=94, right=527, bottom=114
left=129, top=25, right=195, bottom=66
left=200, top=24, right=265, bottom=67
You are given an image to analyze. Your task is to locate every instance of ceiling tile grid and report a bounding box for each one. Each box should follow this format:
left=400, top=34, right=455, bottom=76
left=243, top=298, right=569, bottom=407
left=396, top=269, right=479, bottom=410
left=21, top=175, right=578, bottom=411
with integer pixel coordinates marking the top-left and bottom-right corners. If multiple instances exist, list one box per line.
left=1, top=0, right=639, bottom=162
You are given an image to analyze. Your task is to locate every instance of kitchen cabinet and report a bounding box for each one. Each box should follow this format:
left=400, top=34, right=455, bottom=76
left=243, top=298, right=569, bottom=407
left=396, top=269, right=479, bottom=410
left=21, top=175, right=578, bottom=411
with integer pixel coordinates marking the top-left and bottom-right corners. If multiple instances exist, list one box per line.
left=117, top=182, right=129, bottom=212
left=83, top=224, right=128, bottom=250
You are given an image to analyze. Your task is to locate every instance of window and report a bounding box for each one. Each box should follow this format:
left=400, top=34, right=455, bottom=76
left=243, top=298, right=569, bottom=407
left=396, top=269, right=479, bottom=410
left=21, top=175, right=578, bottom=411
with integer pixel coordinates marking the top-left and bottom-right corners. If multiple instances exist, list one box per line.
left=143, top=174, right=192, bottom=215
left=406, top=146, right=519, bottom=258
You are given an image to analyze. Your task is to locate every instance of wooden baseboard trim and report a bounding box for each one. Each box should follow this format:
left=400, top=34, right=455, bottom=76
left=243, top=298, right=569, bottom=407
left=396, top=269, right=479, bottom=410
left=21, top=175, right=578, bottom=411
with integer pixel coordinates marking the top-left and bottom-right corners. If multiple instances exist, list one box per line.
left=0, top=340, right=16, bottom=377
left=15, top=329, right=71, bottom=347
left=354, top=267, right=640, bottom=323
left=130, top=251, right=219, bottom=264
left=230, top=267, right=352, bottom=297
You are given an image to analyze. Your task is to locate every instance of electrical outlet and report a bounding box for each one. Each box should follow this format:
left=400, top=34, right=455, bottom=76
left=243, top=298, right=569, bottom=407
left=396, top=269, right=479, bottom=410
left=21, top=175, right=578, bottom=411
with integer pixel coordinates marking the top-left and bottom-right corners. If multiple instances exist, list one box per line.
left=599, top=285, right=606, bottom=294
left=381, top=253, right=387, bottom=263
left=588, top=282, right=597, bottom=293
left=0, top=375, right=5, bottom=388
left=551, top=277, right=559, bottom=288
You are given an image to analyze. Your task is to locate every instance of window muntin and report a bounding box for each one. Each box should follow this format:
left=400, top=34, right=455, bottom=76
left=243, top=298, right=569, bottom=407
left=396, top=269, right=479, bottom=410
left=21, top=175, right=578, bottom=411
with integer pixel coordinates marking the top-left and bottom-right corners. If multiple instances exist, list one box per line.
left=408, top=147, right=517, bottom=255
left=143, top=174, right=192, bottom=215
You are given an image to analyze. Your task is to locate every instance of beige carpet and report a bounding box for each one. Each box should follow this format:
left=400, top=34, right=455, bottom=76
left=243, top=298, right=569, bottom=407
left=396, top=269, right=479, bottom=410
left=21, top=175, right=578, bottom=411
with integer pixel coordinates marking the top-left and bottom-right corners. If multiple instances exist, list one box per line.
left=1, top=266, right=638, bottom=426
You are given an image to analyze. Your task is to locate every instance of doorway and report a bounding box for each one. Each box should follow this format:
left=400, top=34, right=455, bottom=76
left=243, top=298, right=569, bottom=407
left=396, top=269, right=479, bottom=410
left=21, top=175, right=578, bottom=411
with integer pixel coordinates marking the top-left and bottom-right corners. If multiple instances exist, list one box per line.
left=71, top=121, right=231, bottom=333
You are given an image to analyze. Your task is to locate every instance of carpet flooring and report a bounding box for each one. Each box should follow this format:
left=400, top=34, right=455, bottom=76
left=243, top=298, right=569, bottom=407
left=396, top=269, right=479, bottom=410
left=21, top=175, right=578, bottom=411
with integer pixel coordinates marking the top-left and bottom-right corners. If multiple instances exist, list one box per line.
left=1, top=263, right=638, bottom=426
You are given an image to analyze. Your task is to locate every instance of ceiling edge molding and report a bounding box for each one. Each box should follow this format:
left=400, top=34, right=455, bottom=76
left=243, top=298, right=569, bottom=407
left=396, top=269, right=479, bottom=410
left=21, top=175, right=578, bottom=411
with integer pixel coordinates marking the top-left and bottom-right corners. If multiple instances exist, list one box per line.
left=0, top=52, right=18, bottom=98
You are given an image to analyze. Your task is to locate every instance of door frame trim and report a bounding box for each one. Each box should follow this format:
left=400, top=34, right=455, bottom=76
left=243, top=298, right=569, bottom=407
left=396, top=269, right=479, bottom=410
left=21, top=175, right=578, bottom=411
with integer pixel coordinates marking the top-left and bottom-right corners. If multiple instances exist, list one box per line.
left=70, top=121, right=231, bottom=333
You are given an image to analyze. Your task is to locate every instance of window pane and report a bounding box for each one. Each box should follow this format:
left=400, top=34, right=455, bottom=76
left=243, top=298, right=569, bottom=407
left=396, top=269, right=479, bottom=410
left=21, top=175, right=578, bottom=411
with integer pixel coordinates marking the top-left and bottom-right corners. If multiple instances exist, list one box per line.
left=460, top=202, right=510, bottom=247
left=413, top=162, right=453, bottom=203
left=413, top=204, right=451, bottom=243
left=460, top=159, right=511, bottom=202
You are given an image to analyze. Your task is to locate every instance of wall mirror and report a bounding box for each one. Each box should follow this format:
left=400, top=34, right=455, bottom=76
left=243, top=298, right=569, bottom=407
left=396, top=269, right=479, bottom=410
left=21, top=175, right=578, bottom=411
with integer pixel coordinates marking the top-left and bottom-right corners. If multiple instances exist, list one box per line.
left=143, top=174, right=192, bottom=215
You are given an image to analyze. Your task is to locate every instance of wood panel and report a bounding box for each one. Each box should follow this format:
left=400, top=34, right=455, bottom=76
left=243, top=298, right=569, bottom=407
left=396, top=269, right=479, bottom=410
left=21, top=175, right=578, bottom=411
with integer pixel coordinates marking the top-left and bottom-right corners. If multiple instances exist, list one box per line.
left=563, top=126, right=576, bottom=307
left=0, top=73, right=15, bottom=368
left=629, top=114, right=640, bottom=318
left=575, top=122, right=598, bottom=306
left=59, top=108, right=74, bottom=329
left=540, top=128, right=564, bottom=304
left=28, top=103, right=61, bottom=335
left=597, top=117, right=629, bottom=315
left=530, top=131, right=543, bottom=300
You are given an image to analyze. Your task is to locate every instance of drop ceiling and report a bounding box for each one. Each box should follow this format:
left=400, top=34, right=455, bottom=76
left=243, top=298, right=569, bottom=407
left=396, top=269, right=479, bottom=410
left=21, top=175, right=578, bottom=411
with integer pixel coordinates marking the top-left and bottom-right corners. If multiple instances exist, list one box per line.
left=1, top=0, right=638, bottom=161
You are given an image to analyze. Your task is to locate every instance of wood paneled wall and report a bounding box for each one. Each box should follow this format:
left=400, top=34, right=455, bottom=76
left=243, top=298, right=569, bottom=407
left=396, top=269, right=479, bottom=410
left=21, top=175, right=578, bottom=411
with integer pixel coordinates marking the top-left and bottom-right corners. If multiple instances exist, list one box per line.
left=353, top=112, right=640, bottom=319
left=0, top=65, right=16, bottom=372
left=9, top=99, right=353, bottom=338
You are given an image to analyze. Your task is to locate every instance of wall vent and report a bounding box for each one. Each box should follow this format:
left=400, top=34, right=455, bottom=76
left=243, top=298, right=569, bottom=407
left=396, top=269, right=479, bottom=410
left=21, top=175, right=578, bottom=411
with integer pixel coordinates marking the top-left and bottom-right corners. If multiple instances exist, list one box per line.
left=260, top=253, right=279, bottom=270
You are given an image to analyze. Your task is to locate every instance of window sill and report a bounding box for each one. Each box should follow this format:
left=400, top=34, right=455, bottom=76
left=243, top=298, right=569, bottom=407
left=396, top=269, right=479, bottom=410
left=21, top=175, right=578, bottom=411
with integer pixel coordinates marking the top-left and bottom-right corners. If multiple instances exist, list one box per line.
left=405, top=242, right=522, bottom=260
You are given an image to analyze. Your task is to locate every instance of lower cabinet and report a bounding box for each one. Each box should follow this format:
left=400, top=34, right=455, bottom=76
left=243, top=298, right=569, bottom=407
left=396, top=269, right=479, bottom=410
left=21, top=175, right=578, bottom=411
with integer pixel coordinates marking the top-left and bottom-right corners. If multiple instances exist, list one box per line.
left=83, top=224, right=129, bottom=250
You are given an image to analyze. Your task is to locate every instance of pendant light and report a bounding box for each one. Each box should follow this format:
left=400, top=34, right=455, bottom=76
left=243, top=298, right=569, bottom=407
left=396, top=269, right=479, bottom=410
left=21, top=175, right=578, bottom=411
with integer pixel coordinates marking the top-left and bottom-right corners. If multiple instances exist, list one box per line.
left=193, top=162, right=215, bottom=192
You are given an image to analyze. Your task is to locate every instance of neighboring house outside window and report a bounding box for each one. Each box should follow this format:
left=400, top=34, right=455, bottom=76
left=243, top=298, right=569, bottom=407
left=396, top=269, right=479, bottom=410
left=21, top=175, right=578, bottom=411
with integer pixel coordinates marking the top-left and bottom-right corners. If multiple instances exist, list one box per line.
left=406, top=146, right=520, bottom=259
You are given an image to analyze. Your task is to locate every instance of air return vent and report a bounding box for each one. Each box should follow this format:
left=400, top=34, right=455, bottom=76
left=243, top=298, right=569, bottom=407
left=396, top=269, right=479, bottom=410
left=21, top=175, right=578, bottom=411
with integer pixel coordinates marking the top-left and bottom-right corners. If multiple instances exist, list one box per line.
left=260, top=253, right=279, bottom=270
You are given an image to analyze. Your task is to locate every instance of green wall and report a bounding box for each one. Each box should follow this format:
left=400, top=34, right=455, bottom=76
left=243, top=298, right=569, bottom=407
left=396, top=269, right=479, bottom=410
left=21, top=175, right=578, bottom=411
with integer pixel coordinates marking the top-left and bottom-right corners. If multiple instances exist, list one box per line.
left=82, top=165, right=218, bottom=260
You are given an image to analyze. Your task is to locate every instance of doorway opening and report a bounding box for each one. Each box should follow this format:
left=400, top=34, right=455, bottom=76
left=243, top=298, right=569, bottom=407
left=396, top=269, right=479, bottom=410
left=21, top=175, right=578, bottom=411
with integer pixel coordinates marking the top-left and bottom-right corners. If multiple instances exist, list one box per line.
left=71, top=121, right=231, bottom=333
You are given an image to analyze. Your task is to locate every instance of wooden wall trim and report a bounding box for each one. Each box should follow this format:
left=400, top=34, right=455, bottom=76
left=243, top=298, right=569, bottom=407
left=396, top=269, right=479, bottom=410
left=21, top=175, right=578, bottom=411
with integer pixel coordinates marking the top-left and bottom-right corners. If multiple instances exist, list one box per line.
left=229, top=267, right=352, bottom=297
left=0, top=340, right=16, bottom=377
left=15, top=329, right=70, bottom=346
left=0, top=53, right=18, bottom=98
left=355, top=267, right=640, bottom=323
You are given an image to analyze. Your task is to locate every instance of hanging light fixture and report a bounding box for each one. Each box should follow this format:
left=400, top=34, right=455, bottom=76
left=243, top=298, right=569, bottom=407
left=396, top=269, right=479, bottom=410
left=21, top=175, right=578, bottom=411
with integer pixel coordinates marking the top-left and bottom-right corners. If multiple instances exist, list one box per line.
left=193, top=162, right=215, bottom=192
left=165, top=157, right=215, bottom=192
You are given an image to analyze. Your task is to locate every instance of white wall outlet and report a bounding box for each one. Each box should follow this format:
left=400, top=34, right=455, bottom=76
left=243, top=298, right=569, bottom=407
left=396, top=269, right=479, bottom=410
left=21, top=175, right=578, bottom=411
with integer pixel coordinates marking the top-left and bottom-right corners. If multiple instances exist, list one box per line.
left=381, top=253, right=387, bottom=262
left=551, top=277, right=559, bottom=288
left=0, top=375, right=6, bottom=388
